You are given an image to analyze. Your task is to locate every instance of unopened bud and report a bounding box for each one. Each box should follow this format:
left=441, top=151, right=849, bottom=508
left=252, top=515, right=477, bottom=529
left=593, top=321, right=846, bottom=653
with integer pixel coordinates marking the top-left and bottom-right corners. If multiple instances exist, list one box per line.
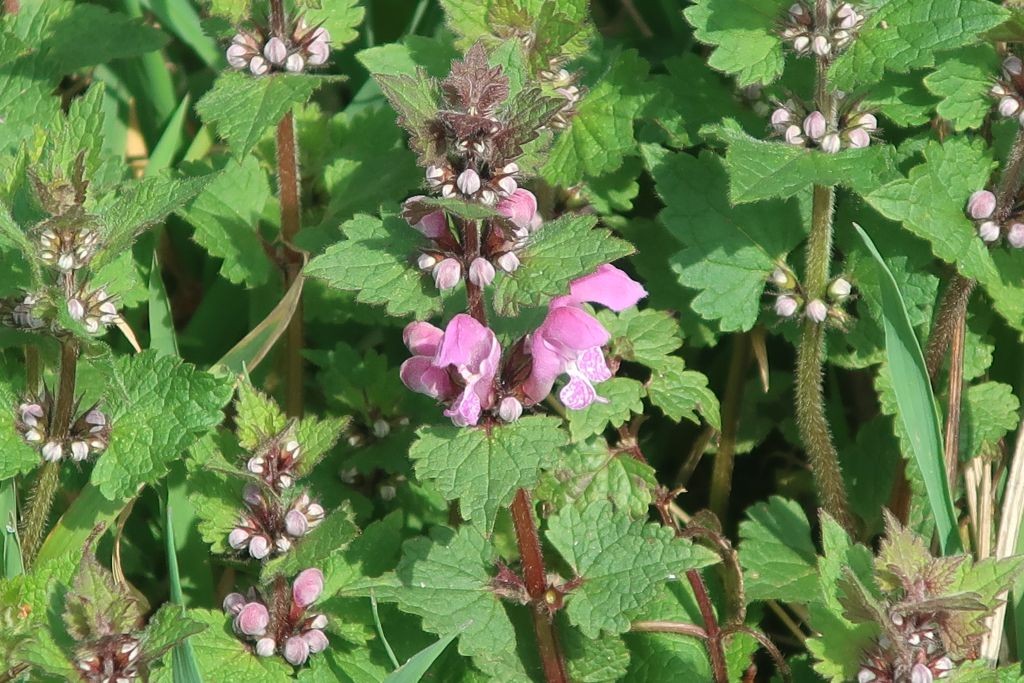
left=42, top=441, right=63, bottom=462
left=820, top=132, right=841, bottom=154
left=305, top=503, right=325, bottom=526
left=249, top=534, right=271, bottom=559
left=242, top=484, right=263, bottom=507
left=828, top=277, right=852, bottom=300
left=264, top=37, right=287, bottom=65
left=304, top=628, right=329, bottom=653
left=858, top=670, right=877, bottom=683
left=468, top=257, right=495, bottom=287
left=770, top=107, right=792, bottom=131
left=853, top=112, right=877, bottom=131
left=275, top=536, right=292, bottom=553
left=285, top=509, right=309, bottom=537
left=70, top=441, right=89, bottom=461
left=497, top=176, right=517, bottom=196
left=770, top=267, right=792, bottom=287
left=307, top=40, right=330, bottom=66
left=497, top=252, right=520, bottom=273
left=803, top=111, right=826, bottom=140
left=1005, top=55, right=1023, bottom=77
left=498, top=397, right=523, bottom=423
left=784, top=124, right=804, bottom=145
left=432, top=258, right=462, bottom=290
left=278, top=473, right=293, bottom=489
left=806, top=299, right=828, bottom=323
left=1007, top=222, right=1024, bottom=248
left=501, top=162, right=519, bottom=175
left=999, top=96, right=1020, bottom=118
left=226, top=44, right=251, bottom=69
left=222, top=592, right=246, bottom=615
left=978, top=220, right=1001, bottom=243
left=793, top=35, right=811, bottom=53
left=234, top=602, right=270, bottom=637
left=812, top=35, right=831, bottom=56
left=425, top=165, right=446, bottom=187
left=255, top=637, right=276, bottom=657
left=456, top=169, right=481, bottom=196
left=846, top=127, right=870, bottom=149
left=372, top=419, right=390, bottom=438
left=992, top=83, right=1009, bottom=97
left=380, top=484, right=397, bottom=501
left=228, top=527, right=250, bottom=549
left=247, top=456, right=265, bottom=475
left=285, top=53, right=305, bottom=73
left=909, top=663, right=932, bottom=683
left=966, top=190, right=996, bottom=220
left=250, top=55, right=269, bottom=76
left=775, top=295, right=799, bottom=318
left=283, top=635, right=311, bottom=666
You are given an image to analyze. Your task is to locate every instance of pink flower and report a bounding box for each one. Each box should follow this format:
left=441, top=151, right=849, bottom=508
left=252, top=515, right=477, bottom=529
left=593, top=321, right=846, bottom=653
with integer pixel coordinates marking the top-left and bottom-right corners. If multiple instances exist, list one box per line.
left=403, top=197, right=448, bottom=238
left=234, top=602, right=270, bottom=637
left=524, top=265, right=646, bottom=410
left=497, top=189, right=541, bottom=232
left=400, top=315, right=501, bottom=426
left=292, top=568, right=324, bottom=608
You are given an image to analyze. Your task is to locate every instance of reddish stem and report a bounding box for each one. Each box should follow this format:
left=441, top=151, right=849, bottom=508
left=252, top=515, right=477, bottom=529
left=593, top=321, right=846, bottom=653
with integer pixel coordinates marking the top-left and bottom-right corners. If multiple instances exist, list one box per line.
left=462, top=219, right=487, bottom=325
left=276, top=111, right=304, bottom=418
left=510, top=489, right=568, bottom=683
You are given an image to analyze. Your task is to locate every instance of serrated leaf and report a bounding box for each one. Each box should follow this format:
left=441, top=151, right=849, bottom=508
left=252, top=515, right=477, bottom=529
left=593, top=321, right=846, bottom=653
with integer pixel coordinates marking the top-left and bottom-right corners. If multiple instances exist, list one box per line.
left=647, top=356, right=720, bottom=429
left=566, top=377, right=645, bottom=440
left=234, top=382, right=287, bottom=452
left=537, top=439, right=657, bottom=519
left=305, top=213, right=441, bottom=319
left=547, top=500, right=718, bottom=638
left=187, top=437, right=245, bottom=553
left=304, top=0, right=365, bottom=48
left=196, top=72, right=325, bottom=158
left=492, top=214, right=634, bottom=315
left=960, top=382, right=1020, bottom=460
left=829, top=0, right=1009, bottom=91
left=389, top=526, right=520, bottom=675
left=0, top=379, right=43, bottom=479
left=356, top=36, right=460, bottom=78
left=542, top=49, right=649, bottom=184
left=684, top=0, right=788, bottom=87
left=63, top=545, right=145, bottom=641
left=141, top=604, right=207, bottom=663
left=91, top=351, right=234, bottom=501
left=293, top=414, right=348, bottom=478
left=924, top=45, right=1001, bottom=132
left=865, top=138, right=1024, bottom=333
left=177, top=155, right=274, bottom=288
left=42, top=3, right=169, bottom=73
left=648, top=147, right=804, bottom=332
left=598, top=308, right=681, bottom=369
left=706, top=120, right=899, bottom=202
left=738, top=497, right=819, bottom=604
left=409, top=416, right=566, bottom=531
left=261, top=504, right=360, bottom=584
left=373, top=71, right=444, bottom=165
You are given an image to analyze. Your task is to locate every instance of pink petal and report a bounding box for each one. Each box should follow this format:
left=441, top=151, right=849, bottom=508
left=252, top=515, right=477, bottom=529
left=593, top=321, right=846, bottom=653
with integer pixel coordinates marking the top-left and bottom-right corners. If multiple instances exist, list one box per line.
left=577, top=346, right=612, bottom=383
left=414, top=210, right=447, bottom=239
left=523, top=333, right=565, bottom=404
left=496, top=189, right=538, bottom=229
left=559, top=376, right=605, bottom=410
left=542, top=306, right=610, bottom=351
left=403, top=321, right=443, bottom=355
left=235, top=602, right=270, bottom=636
left=444, top=386, right=482, bottom=426
left=292, top=568, right=324, bottom=608
left=434, top=314, right=495, bottom=369
left=566, top=264, right=647, bottom=311
left=400, top=357, right=453, bottom=399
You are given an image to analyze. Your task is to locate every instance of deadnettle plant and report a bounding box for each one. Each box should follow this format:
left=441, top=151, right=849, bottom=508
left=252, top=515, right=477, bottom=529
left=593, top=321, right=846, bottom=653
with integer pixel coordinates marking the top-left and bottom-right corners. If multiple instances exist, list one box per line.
left=226, top=17, right=331, bottom=76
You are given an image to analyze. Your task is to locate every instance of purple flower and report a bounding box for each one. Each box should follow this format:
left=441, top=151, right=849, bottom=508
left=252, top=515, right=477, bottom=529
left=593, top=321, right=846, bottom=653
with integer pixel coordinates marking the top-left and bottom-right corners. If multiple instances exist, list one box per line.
left=432, top=258, right=462, bottom=290
left=303, top=629, right=329, bottom=654
left=497, top=189, right=541, bottom=232
left=234, top=602, right=270, bottom=637
left=400, top=322, right=455, bottom=401
left=292, top=568, right=324, bottom=609
left=524, top=265, right=646, bottom=410
left=404, top=198, right=448, bottom=238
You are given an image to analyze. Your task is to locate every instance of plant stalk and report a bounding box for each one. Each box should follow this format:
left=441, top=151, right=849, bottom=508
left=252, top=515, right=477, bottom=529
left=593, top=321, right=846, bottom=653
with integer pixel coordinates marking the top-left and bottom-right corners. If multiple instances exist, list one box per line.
left=277, top=112, right=304, bottom=418
left=509, top=489, right=568, bottom=683
left=709, top=333, right=750, bottom=521
left=941, top=307, right=966, bottom=489
left=21, top=337, right=79, bottom=566
left=462, top=219, right=487, bottom=324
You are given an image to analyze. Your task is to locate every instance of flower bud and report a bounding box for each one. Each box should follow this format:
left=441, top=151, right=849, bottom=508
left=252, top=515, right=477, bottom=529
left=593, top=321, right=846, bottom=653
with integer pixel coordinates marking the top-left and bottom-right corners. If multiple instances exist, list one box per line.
left=497, top=176, right=517, bottom=196
left=812, top=35, right=831, bottom=56
left=306, top=40, right=330, bottom=66
left=806, top=299, right=828, bottom=323
left=250, top=55, right=269, bottom=76
left=247, top=456, right=265, bottom=475
left=293, top=568, right=324, bottom=608
left=303, top=629, right=329, bottom=654
left=793, top=35, right=810, bottom=53
left=24, top=428, right=43, bottom=443
left=278, top=473, right=293, bottom=489
left=70, top=440, right=89, bottom=461
left=432, top=258, right=462, bottom=290
left=992, top=83, right=1009, bottom=97
left=305, top=504, right=325, bottom=526
left=411, top=209, right=447, bottom=239
left=234, top=602, right=270, bottom=636
left=226, top=44, right=251, bottom=69
left=820, top=132, right=841, bottom=154
left=228, top=527, right=251, bottom=549
left=417, top=253, right=437, bottom=271
left=249, top=534, right=271, bottom=559
left=42, top=440, right=63, bottom=462
left=828, top=278, right=852, bottom=300
left=264, top=37, right=287, bottom=65
left=242, top=484, right=263, bottom=507
left=858, top=670, right=877, bottom=683
left=770, top=107, right=792, bottom=131
left=910, top=663, right=932, bottom=683
left=456, top=169, right=481, bottom=195
left=468, top=257, right=495, bottom=287
left=372, top=419, right=390, bottom=438
left=283, top=635, right=310, bottom=666
left=497, top=252, right=520, bottom=273
left=978, top=220, right=1001, bottom=243
left=788, top=2, right=807, bottom=19
left=255, top=637, right=276, bottom=657
left=846, top=127, right=870, bottom=149
left=784, top=124, right=804, bottom=146
left=932, top=657, right=953, bottom=674
left=770, top=267, right=793, bottom=288
left=285, top=53, right=305, bottom=73
left=441, top=183, right=456, bottom=198
left=222, top=592, right=247, bottom=615
left=380, top=484, right=397, bottom=501
left=966, top=190, right=996, bottom=220
left=1008, top=222, right=1024, bottom=248
left=999, top=96, right=1020, bottom=118
left=275, top=536, right=292, bottom=553
left=285, top=509, right=309, bottom=537
left=836, top=4, right=859, bottom=29
left=803, top=111, right=826, bottom=140
left=498, top=397, right=523, bottom=423
left=425, top=165, right=446, bottom=187
left=1006, top=55, right=1023, bottom=77
left=775, top=295, right=799, bottom=318
left=308, top=614, right=328, bottom=630
left=853, top=112, right=877, bottom=131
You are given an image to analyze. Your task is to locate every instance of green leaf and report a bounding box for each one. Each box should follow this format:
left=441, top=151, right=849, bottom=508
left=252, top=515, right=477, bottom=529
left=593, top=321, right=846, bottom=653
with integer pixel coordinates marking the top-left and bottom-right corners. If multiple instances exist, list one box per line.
left=647, top=356, right=721, bottom=430
left=0, top=379, right=44, bottom=479
left=923, top=45, right=1001, bottom=132
left=42, top=3, right=169, bottom=73
left=684, top=0, right=788, bottom=87
left=567, top=378, right=645, bottom=441
left=142, top=604, right=207, bottom=666
left=261, top=504, right=360, bottom=584
left=234, top=381, right=286, bottom=452
left=853, top=223, right=959, bottom=554
left=389, top=526, right=520, bottom=676
left=537, top=440, right=658, bottom=519
left=648, top=147, right=804, bottom=332
left=196, top=72, right=325, bottom=158
left=91, top=351, right=235, bottom=501
left=547, top=500, right=718, bottom=638
left=542, top=49, right=649, bottom=184
left=356, top=36, right=460, bottom=78
left=63, top=544, right=145, bottom=641
left=383, top=625, right=465, bottom=683
left=304, top=0, right=365, bottom=48
left=492, top=214, right=634, bottom=315
left=409, top=416, right=566, bottom=532
left=864, top=138, right=1024, bottom=333
left=177, top=156, right=274, bottom=287
left=829, top=0, right=1009, bottom=91
left=206, top=0, right=249, bottom=22
left=306, top=213, right=441, bottom=319
left=598, top=308, right=681, bottom=369
left=372, top=71, right=444, bottom=165
left=738, top=497, right=819, bottom=604
left=706, top=120, right=899, bottom=202
left=960, top=382, right=1021, bottom=460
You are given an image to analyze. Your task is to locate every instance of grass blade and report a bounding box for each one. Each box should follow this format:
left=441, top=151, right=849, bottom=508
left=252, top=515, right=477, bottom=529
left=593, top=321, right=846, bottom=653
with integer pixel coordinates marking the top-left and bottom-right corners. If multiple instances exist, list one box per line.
left=1, top=479, right=23, bottom=577
left=853, top=224, right=960, bottom=553
left=382, top=623, right=470, bottom=683
left=142, top=0, right=223, bottom=68
left=165, top=498, right=204, bottom=683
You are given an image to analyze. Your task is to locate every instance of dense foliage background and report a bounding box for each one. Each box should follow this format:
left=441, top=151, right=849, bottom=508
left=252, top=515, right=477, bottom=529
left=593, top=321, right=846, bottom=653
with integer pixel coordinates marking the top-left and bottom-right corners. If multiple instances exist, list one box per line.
left=2, top=0, right=1024, bottom=681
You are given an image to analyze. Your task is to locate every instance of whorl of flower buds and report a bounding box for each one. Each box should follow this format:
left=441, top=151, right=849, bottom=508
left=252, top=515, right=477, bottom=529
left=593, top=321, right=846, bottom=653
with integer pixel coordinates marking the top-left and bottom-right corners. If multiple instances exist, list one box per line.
left=15, top=396, right=109, bottom=463
left=226, top=18, right=331, bottom=76
left=964, top=189, right=1024, bottom=248
left=74, top=634, right=142, bottom=683
left=991, top=54, right=1024, bottom=126
left=67, top=287, right=120, bottom=334
left=539, top=58, right=585, bottom=129
left=771, top=102, right=878, bottom=153
left=4, top=293, right=45, bottom=330
left=37, top=223, right=99, bottom=272
left=856, top=612, right=955, bottom=682
left=768, top=264, right=853, bottom=324
left=228, top=484, right=323, bottom=560
left=780, top=2, right=865, bottom=58
left=223, top=569, right=328, bottom=667
left=247, top=436, right=301, bottom=492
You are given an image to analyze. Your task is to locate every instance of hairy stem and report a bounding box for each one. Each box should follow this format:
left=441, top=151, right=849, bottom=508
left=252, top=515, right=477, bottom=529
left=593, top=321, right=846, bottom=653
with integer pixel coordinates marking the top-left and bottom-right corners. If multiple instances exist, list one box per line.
left=709, top=333, right=750, bottom=521
left=942, top=308, right=966, bottom=490
left=21, top=337, right=79, bottom=566
left=510, top=489, right=568, bottom=683
left=924, top=275, right=975, bottom=380
left=277, top=112, right=304, bottom=418
left=462, top=219, right=487, bottom=325
left=630, top=620, right=707, bottom=639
